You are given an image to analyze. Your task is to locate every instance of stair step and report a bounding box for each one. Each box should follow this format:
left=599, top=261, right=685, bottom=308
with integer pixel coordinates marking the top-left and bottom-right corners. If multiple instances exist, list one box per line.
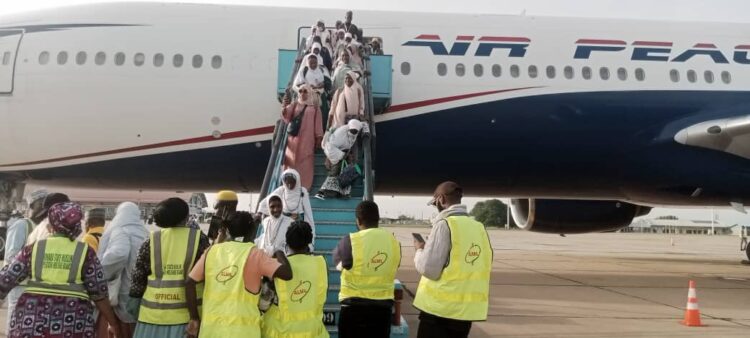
left=310, top=198, right=363, bottom=209
left=313, top=209, right=357, bottom=222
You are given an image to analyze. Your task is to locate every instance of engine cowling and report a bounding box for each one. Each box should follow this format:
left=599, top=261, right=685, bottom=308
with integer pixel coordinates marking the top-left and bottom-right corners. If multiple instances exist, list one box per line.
left=510, top=199, right=651, bottom=234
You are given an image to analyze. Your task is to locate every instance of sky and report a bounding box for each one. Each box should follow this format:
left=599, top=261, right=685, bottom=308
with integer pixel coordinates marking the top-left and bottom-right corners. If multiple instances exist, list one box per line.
left=4, top=0, right=750, bottom=226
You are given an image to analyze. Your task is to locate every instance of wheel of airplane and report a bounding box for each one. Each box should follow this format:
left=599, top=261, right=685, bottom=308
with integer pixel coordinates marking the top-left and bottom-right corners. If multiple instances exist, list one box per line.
left=746, top=242, right=750, bottom=261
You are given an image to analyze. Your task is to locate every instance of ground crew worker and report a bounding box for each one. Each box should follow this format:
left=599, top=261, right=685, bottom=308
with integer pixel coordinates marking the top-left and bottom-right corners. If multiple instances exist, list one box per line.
left=185, top=211, right=293, bottom=338
left=208, top=190, right=238, bottom=242
left=81, top=208, right=106, bottom=251
left=129, top=197, right=210, bottom=338
left=334, top=201, right=401, bottom=338
left=413, top=181, right=493, bottom=338
left=262, top=221, right=329, bottom=338
left=2, top=188, right=47, bottom=332
left=0, top=202, right=124, bottom=338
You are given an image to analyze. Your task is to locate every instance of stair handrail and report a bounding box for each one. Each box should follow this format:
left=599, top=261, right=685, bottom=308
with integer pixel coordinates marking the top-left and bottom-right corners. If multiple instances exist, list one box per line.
left=256, top=37, right=309, bottom=212
left=361, top=46, right=377, bottom=202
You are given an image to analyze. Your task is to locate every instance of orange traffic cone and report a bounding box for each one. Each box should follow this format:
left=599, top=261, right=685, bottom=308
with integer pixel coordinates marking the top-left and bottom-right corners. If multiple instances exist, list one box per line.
left=681, top=280, right=704, bottom=327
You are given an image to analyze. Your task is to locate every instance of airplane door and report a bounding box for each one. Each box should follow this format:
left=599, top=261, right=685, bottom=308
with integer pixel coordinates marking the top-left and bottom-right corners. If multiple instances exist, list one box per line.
left=0, top=30, right=23, bottom=94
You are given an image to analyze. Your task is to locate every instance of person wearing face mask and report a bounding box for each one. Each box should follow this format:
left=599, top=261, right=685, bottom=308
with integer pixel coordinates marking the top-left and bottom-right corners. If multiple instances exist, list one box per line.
left=412, top=181, right=493, bottom=338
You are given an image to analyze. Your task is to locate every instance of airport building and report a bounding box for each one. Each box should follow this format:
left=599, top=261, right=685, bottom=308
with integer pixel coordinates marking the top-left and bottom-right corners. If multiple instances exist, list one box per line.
left=625, top=217, right=741, bottom=235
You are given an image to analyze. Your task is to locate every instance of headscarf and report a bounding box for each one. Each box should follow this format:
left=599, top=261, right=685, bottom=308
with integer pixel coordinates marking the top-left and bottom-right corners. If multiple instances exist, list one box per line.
left=280, top=168, right=304, bottom=214
left=296, top=83, right=315, bottom=105
left=330, top=71, right=363, bottom=128
left=47, top=202, right=83, bottom=240
left=110, top=202, right=142, bottom=229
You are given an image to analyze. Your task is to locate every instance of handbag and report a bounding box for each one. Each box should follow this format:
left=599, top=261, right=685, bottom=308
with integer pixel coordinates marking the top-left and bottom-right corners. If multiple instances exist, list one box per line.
left=338, top=160, right=362, bottom=188
left=287, top=104, right=307, bottom=136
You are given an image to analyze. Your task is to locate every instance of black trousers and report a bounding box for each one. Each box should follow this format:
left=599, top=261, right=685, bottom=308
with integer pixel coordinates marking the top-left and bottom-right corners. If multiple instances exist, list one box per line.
left=417, top=311, right=472, bottom=338
left=338, top=303, right=392, bottom=338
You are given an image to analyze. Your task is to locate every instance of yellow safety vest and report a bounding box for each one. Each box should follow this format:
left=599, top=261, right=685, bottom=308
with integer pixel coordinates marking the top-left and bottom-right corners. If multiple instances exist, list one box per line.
left=339, top=227, right=401, bottom=301
left=199, top=241, right=260, bottom=338
left=139, top=227, right=203, bottom=325
left=26, top=236, right=88, bottom=299
left=413, top=216, right=492, bottom=321
left=262, top=254, right=329, bottom=338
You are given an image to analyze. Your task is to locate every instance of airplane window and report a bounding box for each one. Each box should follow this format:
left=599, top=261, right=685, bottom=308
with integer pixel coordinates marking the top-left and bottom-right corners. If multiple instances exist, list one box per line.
left=437, top=63, right=447, bottom=76
left=95, top=52, right=106, bottom=65
left=492, top=64, right=501, bottom=77
left=115, top=52, right=126, bottom=66
left=704, top=71, right=714, bottom=84
left=617, top=67, right=627, bottom=81
left=669, top=69, right=679, bottom=82
left=2, top=52, right=10, bottom=65
left=400, top=61, right=410, bottom=75
left=173, top=54, right=184, bottom=68
left=211, top=55, right=222, bottom=69
left=75, top=52, right=86, bottom=65
left=528, top=65, right=538, bottom=78
left=153, top=53, right=164, bottom=67
left=57, top=51, right=68, bottom=65
left=193, top=55, right=203, bottom=68
left=39, top=51, right=50, bottom=65
left=456, top=63, right=465, bottom=77
left=599, top=67, right=610, bottom=80
left=687, top=70, right=697, bottom=83
left=134, top=53, right=145, bottom=66
left=721, top=71, right=731, bottom=84
left=582, top=66, right=592, bottom=80
left=564, top=66, right=574, bottom=79
left=546, top=66, right=556, bottom=79
left=510, top=65, right=520, bottom=78
left=473, top=64, right=483, bottom=77
left=635, top=68, right=645, bottom=81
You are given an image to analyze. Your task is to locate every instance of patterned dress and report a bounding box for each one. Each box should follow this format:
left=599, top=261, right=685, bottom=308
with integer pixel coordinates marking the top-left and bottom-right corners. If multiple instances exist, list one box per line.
left=0, top=244, right=108, bottom=338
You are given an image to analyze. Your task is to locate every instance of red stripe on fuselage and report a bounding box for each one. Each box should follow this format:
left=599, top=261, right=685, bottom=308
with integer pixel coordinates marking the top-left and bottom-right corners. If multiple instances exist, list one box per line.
left=416, top=34, right=440, bottom=40
left=694, top=43, right=717, bottom=48
left=478, top=36, right=530, bottom=43
left=576, top=39, right=627, bottom=45
left=0, top=125, right=275, bottom=168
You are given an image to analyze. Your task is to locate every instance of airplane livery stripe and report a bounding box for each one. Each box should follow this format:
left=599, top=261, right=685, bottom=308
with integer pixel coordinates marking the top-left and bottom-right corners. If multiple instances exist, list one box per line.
left=0, top=126, right=275, bottom=168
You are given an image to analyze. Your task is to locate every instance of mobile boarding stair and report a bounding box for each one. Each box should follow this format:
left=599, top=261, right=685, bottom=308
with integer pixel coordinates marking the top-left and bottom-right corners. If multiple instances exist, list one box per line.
left=258, top=30, right=404, bottom=337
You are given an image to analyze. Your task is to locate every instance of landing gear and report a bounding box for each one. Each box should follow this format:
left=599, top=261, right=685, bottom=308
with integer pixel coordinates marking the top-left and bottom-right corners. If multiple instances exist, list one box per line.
left=741, top=226, right=749, bottom=262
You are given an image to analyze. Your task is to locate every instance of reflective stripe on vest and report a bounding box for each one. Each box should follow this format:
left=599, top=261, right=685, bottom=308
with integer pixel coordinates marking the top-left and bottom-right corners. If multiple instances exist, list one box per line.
left=262, top=254, right=329, bottom=338
left=26, top=237, right=88, bottom=299
left=413, top=215, right=492, bottom=321
left=199, top=241, right=260, bottom=338
left=139, top=227, right=203, bottom=325
left=339, top=227, right=400, bottom=301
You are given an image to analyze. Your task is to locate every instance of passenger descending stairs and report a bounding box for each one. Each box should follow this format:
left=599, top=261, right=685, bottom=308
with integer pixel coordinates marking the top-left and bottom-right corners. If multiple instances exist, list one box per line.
left=311, top=151, right=365, bottom=335
left=266, top=29, right=405, bottom=338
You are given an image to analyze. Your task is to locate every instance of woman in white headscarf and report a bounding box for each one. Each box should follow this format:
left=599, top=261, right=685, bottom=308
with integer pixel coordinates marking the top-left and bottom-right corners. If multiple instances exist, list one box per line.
left=98, top=202, right=149, bottom=338
left=332, top=50, right=361, bottom=90
left=258, top=169, right=316, bottom=240
left=328, top=71, right=364, bottom=129
left=316, top=119, right=367, bottom=199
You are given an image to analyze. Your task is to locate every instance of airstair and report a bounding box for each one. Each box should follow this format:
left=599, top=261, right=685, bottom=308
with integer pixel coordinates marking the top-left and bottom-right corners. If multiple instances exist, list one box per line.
left=259, top=29, right=405, bottom=337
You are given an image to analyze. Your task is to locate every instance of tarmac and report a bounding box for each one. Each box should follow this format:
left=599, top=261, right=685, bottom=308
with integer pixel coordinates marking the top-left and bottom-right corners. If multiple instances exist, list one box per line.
left=390, top=228, right=750, bottom=338
left=1, top=228, right=748, bottom=337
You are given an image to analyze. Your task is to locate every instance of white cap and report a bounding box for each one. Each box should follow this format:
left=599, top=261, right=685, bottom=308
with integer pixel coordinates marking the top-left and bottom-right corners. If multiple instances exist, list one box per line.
left=26, top=188, right=48, bottom=206
left=347, top=119, right=363, bottom=130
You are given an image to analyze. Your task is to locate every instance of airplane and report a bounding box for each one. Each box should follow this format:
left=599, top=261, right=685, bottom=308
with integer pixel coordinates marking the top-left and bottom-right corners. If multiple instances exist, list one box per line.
left=1, top=2, right=749, bottom=237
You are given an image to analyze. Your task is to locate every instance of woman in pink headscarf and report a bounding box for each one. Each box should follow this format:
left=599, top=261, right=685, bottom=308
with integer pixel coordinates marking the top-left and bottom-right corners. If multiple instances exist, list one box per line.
left=282, top=84, right=324, bottom=190
left=328, top=71, right=364, bottom=129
